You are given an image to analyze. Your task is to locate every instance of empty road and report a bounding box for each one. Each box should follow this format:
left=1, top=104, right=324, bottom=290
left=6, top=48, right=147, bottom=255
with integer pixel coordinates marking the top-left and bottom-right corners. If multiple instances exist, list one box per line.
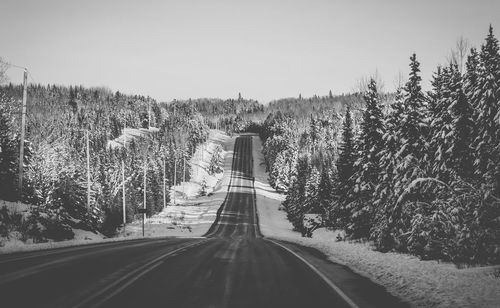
left=0, top=136, right=406, bottom=308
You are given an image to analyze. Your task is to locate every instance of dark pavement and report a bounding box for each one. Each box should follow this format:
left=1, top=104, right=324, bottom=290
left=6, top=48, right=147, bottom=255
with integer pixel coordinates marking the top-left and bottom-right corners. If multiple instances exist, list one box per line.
left=0, top=136, right=407, bottom=308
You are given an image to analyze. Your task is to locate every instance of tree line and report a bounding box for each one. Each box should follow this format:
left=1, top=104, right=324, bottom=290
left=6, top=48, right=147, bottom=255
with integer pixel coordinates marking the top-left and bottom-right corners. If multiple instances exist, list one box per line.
left=0, top=84, right=210, bottom=240
left=262, top=26, right=500, bottom=265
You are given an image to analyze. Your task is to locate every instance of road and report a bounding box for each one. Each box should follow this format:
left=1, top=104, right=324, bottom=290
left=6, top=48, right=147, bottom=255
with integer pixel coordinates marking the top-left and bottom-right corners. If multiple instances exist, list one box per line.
left=0, top=136, right=407, bottom=308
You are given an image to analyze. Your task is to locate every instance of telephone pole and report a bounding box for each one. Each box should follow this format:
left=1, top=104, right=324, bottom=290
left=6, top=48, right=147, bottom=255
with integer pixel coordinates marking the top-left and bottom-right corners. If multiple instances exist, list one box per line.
left=148, top=98, right=151, bottom=128
left=163, top=155, right=166, bottom=209
left=18, top=69, right=28, bottom=199
left=183, top=155, right=186, bottom=199
left=173, top=154, right=177, bottom=205
left=143, top=159, right=147, bottom=237
left=122, top=116, right=126, bottom=227
left=86, top=130, right=91, bottom=208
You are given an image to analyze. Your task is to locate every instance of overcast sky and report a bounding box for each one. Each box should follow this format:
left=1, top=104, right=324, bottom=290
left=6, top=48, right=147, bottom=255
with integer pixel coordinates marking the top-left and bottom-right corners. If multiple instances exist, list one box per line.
left=1, top=0, right=499, bottom=102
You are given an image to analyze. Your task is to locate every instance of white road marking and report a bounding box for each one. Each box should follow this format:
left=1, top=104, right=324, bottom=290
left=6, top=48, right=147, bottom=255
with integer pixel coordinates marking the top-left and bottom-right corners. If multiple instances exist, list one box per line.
left=73, top=239, right=210, bottom=308
left=267, top=239, right=360, bottom=308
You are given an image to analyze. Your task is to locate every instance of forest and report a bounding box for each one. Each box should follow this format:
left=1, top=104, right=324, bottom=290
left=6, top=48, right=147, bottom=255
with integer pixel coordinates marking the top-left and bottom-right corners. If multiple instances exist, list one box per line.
left=0, top=84, right=214, bottom=239
left=261, top=26, right=500, bottom=265
left=1, top=26, right=499, bottom=266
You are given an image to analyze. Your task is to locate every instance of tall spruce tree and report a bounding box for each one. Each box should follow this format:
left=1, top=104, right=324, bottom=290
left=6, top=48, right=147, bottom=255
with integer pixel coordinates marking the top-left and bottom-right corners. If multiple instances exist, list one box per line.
left=348, top=79, right=384, bottom=238
left=448, top=65, right=474, bottom=180
left=0, top=102, right=19, bottom=201
left=429, top=64, right=455, bottom=181
left=330, top=107, right=356, bottom=230
left=472, top=26, right=500, bottom=195
left=282, top=155, right=310, bottom=232
left=317, top=168, right=333, bottom=220
left=336, top=106, right=356, bottom=194
left=372, top=54, right=428, bottom=250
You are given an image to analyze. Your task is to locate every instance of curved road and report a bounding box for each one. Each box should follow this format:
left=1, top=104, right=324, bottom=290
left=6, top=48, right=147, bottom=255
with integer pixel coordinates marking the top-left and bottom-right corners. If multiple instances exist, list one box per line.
left=0, top=136, right=407, bottom=308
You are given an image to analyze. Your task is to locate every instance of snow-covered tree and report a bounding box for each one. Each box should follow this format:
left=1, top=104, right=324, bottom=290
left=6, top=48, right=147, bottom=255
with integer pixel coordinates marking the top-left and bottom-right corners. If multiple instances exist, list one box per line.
left=282, top=155, right=310, bottom=232
left=0, top=97, right=20, bottom=201
left=335, top=107, right=356, bottom=195
left=347, top=79, right=385, bottom=238
left=472, top=25, right=500, bottom=195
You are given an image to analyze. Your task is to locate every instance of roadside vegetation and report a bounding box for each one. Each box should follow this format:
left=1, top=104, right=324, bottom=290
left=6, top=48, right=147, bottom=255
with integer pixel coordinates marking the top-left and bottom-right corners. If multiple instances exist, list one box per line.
left=0, top=85, right=212, bottom=242
left=260, top=26, right=500, bottom=265
left=1, top=26, right=499, bottom=266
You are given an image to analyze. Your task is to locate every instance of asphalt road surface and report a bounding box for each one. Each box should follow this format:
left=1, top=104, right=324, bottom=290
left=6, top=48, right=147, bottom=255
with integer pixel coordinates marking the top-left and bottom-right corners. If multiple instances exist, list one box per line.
left=0, top=136, right=407, bottom=308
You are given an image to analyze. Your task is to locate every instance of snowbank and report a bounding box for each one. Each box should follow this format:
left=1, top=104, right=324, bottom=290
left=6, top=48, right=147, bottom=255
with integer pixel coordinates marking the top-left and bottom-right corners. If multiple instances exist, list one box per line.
left=0, top=130, right=234, bottom=253
left=0, top=200, right=109, bottom=254
left=120, top=130, right=234, bottom=238
left=251, top=135, right=500, bottom=308
left=107, top=127, right=160, bottom=149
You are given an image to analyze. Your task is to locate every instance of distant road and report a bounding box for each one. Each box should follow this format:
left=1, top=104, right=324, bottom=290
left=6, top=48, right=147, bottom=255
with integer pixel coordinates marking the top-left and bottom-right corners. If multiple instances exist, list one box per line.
left=0, top=136, right=406, bottom=308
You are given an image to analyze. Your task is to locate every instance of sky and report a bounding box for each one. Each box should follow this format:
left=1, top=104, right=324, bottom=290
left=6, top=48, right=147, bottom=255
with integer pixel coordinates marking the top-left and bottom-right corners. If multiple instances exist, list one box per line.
left=1, top=0, right=499, bottom=103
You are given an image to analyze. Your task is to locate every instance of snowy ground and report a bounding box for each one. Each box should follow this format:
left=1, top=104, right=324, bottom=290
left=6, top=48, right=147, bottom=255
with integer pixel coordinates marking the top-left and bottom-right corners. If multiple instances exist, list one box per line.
left=118, top=129, right=234, bottom=238
left=250, top=134, right=500, bottom=308
left=0, top=130, right=234, bottom=253
left=107, top=126, right=160, bottom=149
left=0, top=200, right=109, bottom=253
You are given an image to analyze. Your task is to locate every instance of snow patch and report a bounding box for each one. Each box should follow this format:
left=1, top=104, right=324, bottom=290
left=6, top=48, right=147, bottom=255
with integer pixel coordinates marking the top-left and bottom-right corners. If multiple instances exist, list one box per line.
left=119, top=130, right=235, bottom=238
left=107, top=127, right=160, bottom=149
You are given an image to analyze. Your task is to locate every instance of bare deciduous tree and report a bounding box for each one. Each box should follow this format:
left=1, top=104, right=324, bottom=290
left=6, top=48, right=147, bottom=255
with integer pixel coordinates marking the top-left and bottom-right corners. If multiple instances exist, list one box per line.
left=353, top=69, right=385, bottom=94
left=448, top=36, right=470, bottom=74
left=0, top=57, right=10, bottom=84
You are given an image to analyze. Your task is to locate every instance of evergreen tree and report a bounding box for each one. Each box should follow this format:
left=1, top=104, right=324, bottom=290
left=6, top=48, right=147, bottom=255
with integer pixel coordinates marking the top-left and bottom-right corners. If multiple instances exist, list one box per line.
left=448, top=66, right=474, bottom=180
left=316, top=168, right=333, bottom=221
left=0, top=101, right=19, bottom=201
left=372, top=54, right=428, bottom=250
left=282, top=155, right=310, bottom=232
left=336, top=106, right=355, bottom=195
left=329, top=107, right=356, bottom=230
left=428, top=64, right=455, bottom=180
left=472, top=26, right=500, bottom=195
left=348, top=79, right=384, bottom=238
left=305, top=166, right=321, bottom=202
left=354, top=79, right=384, bottom=193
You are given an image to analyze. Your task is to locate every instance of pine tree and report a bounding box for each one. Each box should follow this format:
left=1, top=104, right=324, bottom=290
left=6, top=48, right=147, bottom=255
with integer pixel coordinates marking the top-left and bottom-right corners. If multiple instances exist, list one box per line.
left=317, top=168, right=333, bottom=221
left=448, top=65, right=474, bottom=180
left=329, top=107, right=356, bottom=230
left=428, top=64, right=455, bottom=180
left=348, top=79, right=384, bottom=238
left=336, top=106, right=356, bottom=195
left=305, top=166, right=320, bottom=202
left=282, top=155, right=310, bottom=232
left=354, top=79, right=384, bottom=193
left=472, top=25, right=500, bottom=195
left=0, top=102, right=19, bottom=201
left=372, top=54, right=428, bottom=250
left=400, top=53, right=428, bottom=157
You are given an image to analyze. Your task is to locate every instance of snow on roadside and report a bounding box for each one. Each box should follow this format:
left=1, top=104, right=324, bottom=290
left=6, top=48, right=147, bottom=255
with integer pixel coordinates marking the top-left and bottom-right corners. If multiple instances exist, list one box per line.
left=120, top=130, right=234, bottom=238
left=251, top=135, right=500, bottom=308
left=1, top=130, right=234, bottom=253
left=0, top=200, right=110, bottom=254
left=170, top=130, right=230, bottom=201
left=107, top=127, right=160, bottom=149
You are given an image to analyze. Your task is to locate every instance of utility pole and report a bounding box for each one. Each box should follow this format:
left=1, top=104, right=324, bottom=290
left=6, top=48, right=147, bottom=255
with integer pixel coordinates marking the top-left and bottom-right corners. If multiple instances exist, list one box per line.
left=163, top=155, right=166, bottom=209
left=173, top=154, right=177, bottom=205
left=122, top=116, right=126, bottom=227
left=183, top=155, right=186, bottom=199
left=122, top=159, right=126, bottom=226
left=18, top=69, right=28, bottom=200
left=143, top=158, right=147, bottom=237
left=148, top=98, right=151, bottom=128
left=86, top=130, right=91, bottom=208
